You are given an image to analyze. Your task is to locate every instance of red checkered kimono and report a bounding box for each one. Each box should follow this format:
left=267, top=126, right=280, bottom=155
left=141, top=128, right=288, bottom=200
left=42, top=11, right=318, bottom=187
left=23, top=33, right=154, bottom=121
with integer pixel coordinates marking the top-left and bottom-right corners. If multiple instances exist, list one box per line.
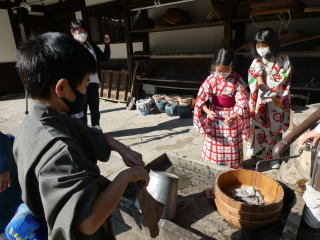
left=247, top=55, right=292, bottom=160
left=194, top=72, right=250, bottom=168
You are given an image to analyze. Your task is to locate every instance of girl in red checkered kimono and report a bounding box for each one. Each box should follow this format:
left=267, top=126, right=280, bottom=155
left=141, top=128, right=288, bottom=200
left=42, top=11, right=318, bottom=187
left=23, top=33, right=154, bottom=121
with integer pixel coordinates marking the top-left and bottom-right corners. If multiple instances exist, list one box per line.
left=194, top=48, right=250, bottom=168
left=247, top=27, right=292, bottom=169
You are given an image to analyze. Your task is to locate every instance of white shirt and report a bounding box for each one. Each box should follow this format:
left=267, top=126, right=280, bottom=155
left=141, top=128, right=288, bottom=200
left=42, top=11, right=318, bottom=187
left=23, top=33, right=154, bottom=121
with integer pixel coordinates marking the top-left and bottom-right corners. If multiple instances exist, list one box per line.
left=84, top=42, right=99, bottom=84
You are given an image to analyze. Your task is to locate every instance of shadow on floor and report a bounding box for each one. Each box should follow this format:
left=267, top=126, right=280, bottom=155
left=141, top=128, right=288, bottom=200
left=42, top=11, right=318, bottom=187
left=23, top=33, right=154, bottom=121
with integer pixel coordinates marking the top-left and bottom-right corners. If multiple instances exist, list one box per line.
left=108, top=117, right=194, bottom=146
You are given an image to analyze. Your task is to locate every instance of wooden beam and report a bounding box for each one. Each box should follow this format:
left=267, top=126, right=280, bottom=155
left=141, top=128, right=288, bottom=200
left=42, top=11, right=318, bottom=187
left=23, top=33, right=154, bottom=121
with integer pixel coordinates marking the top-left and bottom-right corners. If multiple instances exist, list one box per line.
left=16, top=5, right=32, bottom=41
left=123, top=0, right=134, bottom=93
left=223, top=0, right=232, bottom=48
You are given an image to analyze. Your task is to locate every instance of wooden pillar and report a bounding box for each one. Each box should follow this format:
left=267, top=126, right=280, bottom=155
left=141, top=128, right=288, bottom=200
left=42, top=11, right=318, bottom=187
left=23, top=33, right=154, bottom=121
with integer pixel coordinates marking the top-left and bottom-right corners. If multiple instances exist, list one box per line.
left=123, top=0, right=133, bottom=93
left=223, top=0, right=233, bottom=48
left=16, top=4, right=31, bottom=41
left=16, top=2, right=32, bottom=115
left=311, top=145, right=320, bottom=191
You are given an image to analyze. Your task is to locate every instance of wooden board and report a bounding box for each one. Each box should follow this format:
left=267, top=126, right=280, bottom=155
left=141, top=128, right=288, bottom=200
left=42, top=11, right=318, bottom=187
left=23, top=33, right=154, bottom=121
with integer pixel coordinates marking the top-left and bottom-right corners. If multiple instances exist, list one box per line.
left=250, top=0, right=298, bottom=10
left=118, top=71, right=129, bottom=101
left=236, top=31, right=315, bottom=51
left=304, top=7, right=320, bottom=13
left=100, top=70, right=129, bottom=102
left=250, top=6, right=303, bottom=17
left=281, top=33, right=320, bottom=47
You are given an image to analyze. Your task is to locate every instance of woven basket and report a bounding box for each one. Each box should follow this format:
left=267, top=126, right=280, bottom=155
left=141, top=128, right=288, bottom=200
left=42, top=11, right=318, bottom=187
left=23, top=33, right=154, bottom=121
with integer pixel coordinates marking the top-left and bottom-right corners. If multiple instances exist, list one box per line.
left=178, top=95, right=193, bottom=105
left=215, top=169, right=284, bottom=229
left=165, top=94, right=180, bottom=103
left=161, top=8, right=192, bottom=26
left=154, top=17, right=172, bottom=28
left=152, top=93, right=166, bottom=101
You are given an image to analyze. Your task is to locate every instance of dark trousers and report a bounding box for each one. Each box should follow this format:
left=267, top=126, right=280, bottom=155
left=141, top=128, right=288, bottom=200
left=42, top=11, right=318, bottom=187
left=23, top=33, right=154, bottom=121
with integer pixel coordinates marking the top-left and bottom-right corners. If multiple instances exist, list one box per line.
left=82, top=82, right=100, bottom=126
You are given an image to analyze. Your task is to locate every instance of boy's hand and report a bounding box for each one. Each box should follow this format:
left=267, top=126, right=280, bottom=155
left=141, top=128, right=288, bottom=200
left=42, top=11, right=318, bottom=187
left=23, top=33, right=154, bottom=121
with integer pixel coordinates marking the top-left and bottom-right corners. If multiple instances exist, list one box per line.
left=121, top=147, right=145, bottom=167
left=0, top=171, right=11, bottom=192
left=126, top=166, right=150, bottom=188
left=303, top=129, right=320, bottom=146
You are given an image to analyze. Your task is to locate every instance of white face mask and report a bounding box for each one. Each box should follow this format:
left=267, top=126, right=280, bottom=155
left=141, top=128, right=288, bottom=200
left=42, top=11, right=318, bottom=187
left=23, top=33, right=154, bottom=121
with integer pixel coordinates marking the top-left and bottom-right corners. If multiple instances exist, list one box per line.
left=76, top=33, right=87, bottom=43
left=257, top=47, right=270, bottom=58
left=216, top=72, right=231, bottom=79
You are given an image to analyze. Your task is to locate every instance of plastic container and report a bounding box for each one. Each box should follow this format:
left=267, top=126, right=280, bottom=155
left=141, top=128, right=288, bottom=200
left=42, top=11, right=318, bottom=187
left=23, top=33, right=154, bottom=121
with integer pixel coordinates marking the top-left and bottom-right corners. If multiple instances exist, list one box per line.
left=136, top=98, right=152, bottom=116
left=215, top=169, right=284, bottom=229
left=155, top=99, right=168, bottom=112
left=165, top=103, right=178, bottom=116
left=177, top=104, right=193, bottom=118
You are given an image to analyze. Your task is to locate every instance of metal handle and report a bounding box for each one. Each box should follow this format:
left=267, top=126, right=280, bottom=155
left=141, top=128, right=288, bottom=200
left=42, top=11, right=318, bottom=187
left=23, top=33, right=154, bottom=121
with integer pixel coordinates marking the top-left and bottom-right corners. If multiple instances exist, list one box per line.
left=255, top=143, right=315, bottom=171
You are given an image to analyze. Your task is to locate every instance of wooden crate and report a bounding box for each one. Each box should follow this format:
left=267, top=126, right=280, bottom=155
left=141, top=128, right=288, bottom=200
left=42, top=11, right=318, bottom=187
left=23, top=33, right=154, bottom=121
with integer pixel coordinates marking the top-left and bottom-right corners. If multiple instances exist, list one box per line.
left=100, top=70, right=129, bottom=102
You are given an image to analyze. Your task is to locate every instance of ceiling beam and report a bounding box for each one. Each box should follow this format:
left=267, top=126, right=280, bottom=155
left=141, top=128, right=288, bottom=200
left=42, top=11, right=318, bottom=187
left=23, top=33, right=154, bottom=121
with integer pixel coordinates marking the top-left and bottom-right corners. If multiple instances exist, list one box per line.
left=0, top=1, right=16, bottom=9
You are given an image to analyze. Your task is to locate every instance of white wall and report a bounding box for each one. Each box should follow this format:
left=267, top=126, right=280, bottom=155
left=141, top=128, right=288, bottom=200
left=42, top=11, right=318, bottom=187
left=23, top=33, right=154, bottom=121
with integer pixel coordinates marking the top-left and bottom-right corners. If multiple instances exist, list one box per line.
left=1, top=0, right=320, bottom=62
left=85, top=0, right=114, bottom=7
left=0, top=9, right=17, bottom=63
left=146, top=0, right=218, bottom=54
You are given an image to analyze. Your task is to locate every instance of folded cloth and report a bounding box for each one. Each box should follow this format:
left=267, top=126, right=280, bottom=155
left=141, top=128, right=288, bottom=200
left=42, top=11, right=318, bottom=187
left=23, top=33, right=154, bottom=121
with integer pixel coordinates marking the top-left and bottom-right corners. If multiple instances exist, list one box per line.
left=5, top=203, right=47, bottom=240
left=232, top=186, right=265, bottom=205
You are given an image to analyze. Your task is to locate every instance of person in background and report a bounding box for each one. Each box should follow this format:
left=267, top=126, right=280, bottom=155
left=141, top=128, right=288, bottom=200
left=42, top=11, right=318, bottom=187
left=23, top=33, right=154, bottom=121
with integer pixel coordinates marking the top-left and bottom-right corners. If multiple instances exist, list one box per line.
left=13, top=32, right=149, bottom=240
left=194, top=48, right=250, bottom=169
left=70, top=19, right=111, bottom=127
left=0, top=132, right=22, bottom=239
left=247, top=27, right=292, bottom=169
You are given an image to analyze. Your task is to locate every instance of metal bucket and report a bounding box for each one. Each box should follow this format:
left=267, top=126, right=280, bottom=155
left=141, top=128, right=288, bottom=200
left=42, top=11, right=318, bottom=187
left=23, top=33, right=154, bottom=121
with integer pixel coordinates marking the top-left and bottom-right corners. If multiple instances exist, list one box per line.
left=147, top=170, right=179, bottom=220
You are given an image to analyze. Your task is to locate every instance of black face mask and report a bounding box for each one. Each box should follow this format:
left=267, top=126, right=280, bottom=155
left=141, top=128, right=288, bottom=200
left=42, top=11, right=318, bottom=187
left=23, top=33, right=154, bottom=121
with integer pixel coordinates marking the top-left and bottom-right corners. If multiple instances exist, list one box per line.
left=62, top=88, right=87, bottom=115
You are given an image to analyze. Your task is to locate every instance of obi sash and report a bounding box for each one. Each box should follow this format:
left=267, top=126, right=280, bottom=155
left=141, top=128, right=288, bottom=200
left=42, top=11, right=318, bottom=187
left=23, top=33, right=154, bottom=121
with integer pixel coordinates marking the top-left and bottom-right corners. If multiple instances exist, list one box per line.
left=212, top=96, right=235, bottom=108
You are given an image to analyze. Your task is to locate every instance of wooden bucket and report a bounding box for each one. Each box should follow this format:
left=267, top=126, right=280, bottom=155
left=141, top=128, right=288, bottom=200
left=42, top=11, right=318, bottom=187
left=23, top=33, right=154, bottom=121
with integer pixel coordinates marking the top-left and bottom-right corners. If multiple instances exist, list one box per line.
left=215, top=169, right=284, bottom=229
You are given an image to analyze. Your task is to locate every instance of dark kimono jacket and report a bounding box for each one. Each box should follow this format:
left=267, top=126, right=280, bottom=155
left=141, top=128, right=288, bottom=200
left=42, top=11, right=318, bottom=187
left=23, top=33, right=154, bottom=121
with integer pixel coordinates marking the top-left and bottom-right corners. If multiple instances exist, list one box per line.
left=13, top=100, right=112, bottom=240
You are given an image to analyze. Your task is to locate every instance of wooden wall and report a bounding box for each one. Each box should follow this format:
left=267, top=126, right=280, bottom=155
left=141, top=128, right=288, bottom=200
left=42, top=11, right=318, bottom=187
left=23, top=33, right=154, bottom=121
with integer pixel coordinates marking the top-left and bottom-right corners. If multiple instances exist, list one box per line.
left=0, top=62, right=24, bottom=98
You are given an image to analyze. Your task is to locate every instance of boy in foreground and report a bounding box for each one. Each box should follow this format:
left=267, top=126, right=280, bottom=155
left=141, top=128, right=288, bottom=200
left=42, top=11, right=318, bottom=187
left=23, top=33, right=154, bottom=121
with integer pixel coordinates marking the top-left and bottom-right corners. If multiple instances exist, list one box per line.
left=13, top=32, right=149, bottom=240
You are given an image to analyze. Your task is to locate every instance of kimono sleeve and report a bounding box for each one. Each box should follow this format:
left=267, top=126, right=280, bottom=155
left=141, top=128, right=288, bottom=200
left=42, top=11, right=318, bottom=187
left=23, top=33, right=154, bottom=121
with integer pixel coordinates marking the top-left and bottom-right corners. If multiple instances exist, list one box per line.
left=248, top=59, right=262, bottom=93
left=233, top=76, right=249, bottom=118
left=193, top=76, right=213, bottom=134
left=37, top=140, right=110, bottom=240
left=269, top=55, right=292, bottom=87
left=233, top=77, right=250, bottom=141
left=63, top=114, right=111, bottom=163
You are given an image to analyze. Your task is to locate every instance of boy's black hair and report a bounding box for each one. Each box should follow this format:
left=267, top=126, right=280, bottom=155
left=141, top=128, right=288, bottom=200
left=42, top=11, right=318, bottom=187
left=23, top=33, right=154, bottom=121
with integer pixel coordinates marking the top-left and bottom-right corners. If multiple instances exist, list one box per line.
left=70, top=19, right=87, bottom=33
left=251, top=27, right=280, bottom=58
left=16, top=32, right=96, bottom=99
left=212, top=48, right=236, bottom=67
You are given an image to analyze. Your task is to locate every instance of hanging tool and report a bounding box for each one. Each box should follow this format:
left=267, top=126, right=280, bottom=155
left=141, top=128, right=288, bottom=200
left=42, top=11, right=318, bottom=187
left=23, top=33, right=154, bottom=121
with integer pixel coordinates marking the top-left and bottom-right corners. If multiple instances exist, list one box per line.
left=126, top=61, right=139, bottom=110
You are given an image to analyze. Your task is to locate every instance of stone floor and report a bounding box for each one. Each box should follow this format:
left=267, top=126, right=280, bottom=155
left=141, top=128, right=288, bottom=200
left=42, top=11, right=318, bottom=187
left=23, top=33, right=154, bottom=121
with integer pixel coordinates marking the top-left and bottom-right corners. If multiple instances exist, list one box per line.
left=0, top=95, right=287, bottom=240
